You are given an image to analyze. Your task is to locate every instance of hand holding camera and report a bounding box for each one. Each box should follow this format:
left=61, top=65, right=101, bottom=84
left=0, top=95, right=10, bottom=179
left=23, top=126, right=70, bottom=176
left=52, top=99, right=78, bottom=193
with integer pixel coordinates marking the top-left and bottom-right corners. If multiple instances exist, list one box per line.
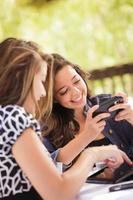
left=83, top=95, right=133, bottom=141
left=108, top=96, right=133, bottom=125
left=92, top=96, right=124, bottom=120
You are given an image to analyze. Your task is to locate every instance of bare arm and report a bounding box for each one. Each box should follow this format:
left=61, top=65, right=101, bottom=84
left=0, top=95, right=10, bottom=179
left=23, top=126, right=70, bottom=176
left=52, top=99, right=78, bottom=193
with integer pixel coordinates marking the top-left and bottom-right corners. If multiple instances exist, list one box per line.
left=12, top=128, right=96, bottom=200
left=57, top=131, right=97, bottom=165
left=57, top=105, right=110, bottom=165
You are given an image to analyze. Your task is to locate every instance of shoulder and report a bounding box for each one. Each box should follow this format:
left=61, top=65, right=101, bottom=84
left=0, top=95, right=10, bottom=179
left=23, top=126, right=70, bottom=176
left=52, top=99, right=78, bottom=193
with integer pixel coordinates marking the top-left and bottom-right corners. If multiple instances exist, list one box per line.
left=0, top=104, right=27, bottom=117
left=0, top=104, right=40, bottom=135
left=0, top=104, right=30, bottom=123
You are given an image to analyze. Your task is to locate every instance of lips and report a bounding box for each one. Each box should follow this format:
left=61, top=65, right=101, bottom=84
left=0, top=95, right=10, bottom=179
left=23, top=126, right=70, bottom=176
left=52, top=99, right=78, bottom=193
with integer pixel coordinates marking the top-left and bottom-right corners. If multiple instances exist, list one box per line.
left=72, top=95, right=83, bottom=104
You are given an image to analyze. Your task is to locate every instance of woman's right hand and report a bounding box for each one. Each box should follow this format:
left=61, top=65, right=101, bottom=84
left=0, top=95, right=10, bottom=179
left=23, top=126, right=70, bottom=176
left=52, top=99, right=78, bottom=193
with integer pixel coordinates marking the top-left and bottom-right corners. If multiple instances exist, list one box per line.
left=83, top=105, right=110, bottom=139
left=84, top=145, right=132, bottom=169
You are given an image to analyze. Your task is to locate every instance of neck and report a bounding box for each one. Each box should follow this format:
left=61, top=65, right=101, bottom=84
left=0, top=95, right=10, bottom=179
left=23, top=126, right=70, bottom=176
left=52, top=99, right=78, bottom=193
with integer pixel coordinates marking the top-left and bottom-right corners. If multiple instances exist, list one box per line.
left=23, top=93, right=35, bottom=117
left=74, top=107, right=85, bottom=124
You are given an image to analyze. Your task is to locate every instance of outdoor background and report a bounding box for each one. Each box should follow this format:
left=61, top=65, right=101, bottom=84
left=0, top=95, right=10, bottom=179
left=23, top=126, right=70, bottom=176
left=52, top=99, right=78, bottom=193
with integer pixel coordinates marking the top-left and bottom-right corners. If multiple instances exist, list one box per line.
left=0, top=0, right=133, bottom=95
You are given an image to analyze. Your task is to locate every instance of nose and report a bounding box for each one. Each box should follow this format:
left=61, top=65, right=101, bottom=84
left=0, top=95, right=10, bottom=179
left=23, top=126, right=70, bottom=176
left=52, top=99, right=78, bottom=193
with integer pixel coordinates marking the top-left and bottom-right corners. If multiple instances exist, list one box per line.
left=41, top=87, right=46, bottom=98
left=71, top=87, right=80, bottom=98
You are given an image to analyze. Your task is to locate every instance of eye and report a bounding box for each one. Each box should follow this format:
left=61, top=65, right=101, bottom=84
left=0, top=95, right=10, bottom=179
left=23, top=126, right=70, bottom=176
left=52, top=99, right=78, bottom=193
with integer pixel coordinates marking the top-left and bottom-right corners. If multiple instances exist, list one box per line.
left=74, top=79, right=80, bottom=84
left=59, top=89, right=68, bottom=96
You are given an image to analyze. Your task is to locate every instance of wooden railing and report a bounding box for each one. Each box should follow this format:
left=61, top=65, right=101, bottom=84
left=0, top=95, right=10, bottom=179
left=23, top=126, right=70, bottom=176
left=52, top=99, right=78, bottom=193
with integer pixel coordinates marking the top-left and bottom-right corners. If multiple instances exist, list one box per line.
left=88, top=62, right=133, bottom=96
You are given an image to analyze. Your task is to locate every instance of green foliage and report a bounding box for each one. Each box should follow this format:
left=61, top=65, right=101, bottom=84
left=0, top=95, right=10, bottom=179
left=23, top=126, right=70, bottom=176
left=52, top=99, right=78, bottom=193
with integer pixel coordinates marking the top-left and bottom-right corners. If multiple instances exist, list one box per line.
left=0, top=0, right=133, bottom=70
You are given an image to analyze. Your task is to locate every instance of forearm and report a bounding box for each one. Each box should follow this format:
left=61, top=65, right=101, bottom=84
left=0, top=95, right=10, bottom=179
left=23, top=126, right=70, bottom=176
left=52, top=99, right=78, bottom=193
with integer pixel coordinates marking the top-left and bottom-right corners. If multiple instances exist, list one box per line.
left=60, top=150, right=97, bottom=200
left=44, top=150, right=97, bottom=200
left=13, top=129, right=97, bottom=200
left=57, top=132, right=94, bottom=165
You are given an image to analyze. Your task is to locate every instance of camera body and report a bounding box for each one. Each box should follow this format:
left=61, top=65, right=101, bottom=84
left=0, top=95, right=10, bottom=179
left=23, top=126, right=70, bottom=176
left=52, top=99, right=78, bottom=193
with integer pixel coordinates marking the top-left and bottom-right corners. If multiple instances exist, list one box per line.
left=92, top=96, right=124, bottom=119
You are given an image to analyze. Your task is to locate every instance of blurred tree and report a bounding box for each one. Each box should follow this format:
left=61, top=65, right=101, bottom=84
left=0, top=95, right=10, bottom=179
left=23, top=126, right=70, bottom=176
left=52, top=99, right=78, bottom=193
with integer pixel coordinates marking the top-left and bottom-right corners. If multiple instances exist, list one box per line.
left=0, top=0, right=132, bottom=70
left=18, top=0, right=58, bottom=7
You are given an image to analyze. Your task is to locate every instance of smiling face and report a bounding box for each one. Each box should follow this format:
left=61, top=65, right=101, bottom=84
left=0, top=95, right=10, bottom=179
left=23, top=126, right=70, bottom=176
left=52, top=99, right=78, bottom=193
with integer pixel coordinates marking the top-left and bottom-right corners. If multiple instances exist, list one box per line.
left=54, top=65, right=87, bottom=111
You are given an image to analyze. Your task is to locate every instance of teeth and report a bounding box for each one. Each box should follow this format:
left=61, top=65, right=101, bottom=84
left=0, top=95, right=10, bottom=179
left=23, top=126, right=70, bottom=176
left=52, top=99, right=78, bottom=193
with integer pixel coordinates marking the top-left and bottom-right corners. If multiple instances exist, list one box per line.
left=73, top=96, right=82, bottom=102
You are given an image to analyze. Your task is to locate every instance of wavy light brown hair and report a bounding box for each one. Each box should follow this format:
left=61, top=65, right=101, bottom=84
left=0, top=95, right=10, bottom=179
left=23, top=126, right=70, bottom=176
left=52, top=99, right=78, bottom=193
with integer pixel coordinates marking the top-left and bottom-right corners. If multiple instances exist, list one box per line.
left=43, top=53, right=91, bottom=149
left=0, top=38, right=53, bottom=120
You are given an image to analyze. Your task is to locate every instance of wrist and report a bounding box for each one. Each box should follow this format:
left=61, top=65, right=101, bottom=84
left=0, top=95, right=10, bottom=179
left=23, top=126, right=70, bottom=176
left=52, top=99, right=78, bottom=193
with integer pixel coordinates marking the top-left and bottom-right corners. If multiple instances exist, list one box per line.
left=79, top=130, right=96, bottom=144
left=82, top=148, right=99, bottom=163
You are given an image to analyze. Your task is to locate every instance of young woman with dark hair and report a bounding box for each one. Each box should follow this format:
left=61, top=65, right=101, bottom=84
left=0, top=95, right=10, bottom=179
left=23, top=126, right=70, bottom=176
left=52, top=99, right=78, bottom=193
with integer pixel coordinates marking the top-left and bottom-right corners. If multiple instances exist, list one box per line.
left=43, top=53, right=133, bottom=167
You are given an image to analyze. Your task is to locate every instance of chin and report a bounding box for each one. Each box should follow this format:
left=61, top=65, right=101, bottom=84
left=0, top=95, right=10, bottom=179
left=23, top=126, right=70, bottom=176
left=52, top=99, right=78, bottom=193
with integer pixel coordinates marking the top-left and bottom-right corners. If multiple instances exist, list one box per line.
left=72, top=99, right=86, bottom=109
left=80, top=98, right=87, bottom=107
left=75, top=102, right=85, bottom=109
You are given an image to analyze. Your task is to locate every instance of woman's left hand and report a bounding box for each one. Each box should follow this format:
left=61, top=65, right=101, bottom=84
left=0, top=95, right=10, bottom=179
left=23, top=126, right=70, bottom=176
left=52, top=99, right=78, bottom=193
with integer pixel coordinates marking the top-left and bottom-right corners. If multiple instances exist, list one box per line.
left=109, top=93, right=133, bottom=125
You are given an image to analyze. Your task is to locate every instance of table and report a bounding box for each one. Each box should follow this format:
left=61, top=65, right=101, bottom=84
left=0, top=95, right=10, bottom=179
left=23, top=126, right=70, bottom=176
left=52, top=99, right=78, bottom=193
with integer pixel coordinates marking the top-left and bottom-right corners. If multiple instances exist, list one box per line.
left=76, top=181, right=133, bottom=200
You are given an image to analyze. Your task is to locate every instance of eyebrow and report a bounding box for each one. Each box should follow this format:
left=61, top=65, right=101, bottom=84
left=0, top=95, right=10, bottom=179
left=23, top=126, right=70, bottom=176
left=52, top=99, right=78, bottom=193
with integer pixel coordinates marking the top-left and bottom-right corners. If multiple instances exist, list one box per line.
left=72, top=75, right=76, bottom=80
left=56, top=75, right=77, bottom=93
left=56, top=86, right=66, bottom=94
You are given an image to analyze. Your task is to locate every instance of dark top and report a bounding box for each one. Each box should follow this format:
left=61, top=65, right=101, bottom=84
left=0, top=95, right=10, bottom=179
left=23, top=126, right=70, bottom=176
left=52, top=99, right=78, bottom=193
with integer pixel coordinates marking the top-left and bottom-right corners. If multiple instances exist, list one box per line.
left=88, top=137, right=111, bottom=147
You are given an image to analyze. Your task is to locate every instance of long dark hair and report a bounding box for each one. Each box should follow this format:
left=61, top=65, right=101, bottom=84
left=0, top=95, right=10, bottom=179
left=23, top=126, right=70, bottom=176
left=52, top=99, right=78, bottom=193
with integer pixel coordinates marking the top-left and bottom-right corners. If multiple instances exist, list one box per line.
left=43, top=53, right=91, bottom=149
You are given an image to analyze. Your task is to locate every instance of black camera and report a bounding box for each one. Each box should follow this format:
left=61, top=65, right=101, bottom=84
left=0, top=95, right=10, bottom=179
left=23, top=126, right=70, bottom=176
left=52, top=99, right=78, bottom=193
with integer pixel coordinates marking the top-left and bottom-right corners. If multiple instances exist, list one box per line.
left=92, top=96, right=124, bottom=119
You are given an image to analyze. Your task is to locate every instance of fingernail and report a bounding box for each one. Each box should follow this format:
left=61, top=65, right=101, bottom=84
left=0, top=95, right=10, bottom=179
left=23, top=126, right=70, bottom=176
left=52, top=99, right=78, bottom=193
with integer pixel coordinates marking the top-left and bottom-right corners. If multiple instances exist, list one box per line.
left=115, top=117, right=119, bottom=121
left=131, top=162, right=133, bottom=165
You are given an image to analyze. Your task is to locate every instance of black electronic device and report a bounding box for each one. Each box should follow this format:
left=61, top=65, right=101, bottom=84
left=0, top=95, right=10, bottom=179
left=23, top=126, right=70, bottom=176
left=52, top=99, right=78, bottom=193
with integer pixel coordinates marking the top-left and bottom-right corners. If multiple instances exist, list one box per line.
left=109, top=181, right=133, bottom=192
left=92, top=96, right=124, bottom=119
left=86, top=161, right=133, bottom=184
